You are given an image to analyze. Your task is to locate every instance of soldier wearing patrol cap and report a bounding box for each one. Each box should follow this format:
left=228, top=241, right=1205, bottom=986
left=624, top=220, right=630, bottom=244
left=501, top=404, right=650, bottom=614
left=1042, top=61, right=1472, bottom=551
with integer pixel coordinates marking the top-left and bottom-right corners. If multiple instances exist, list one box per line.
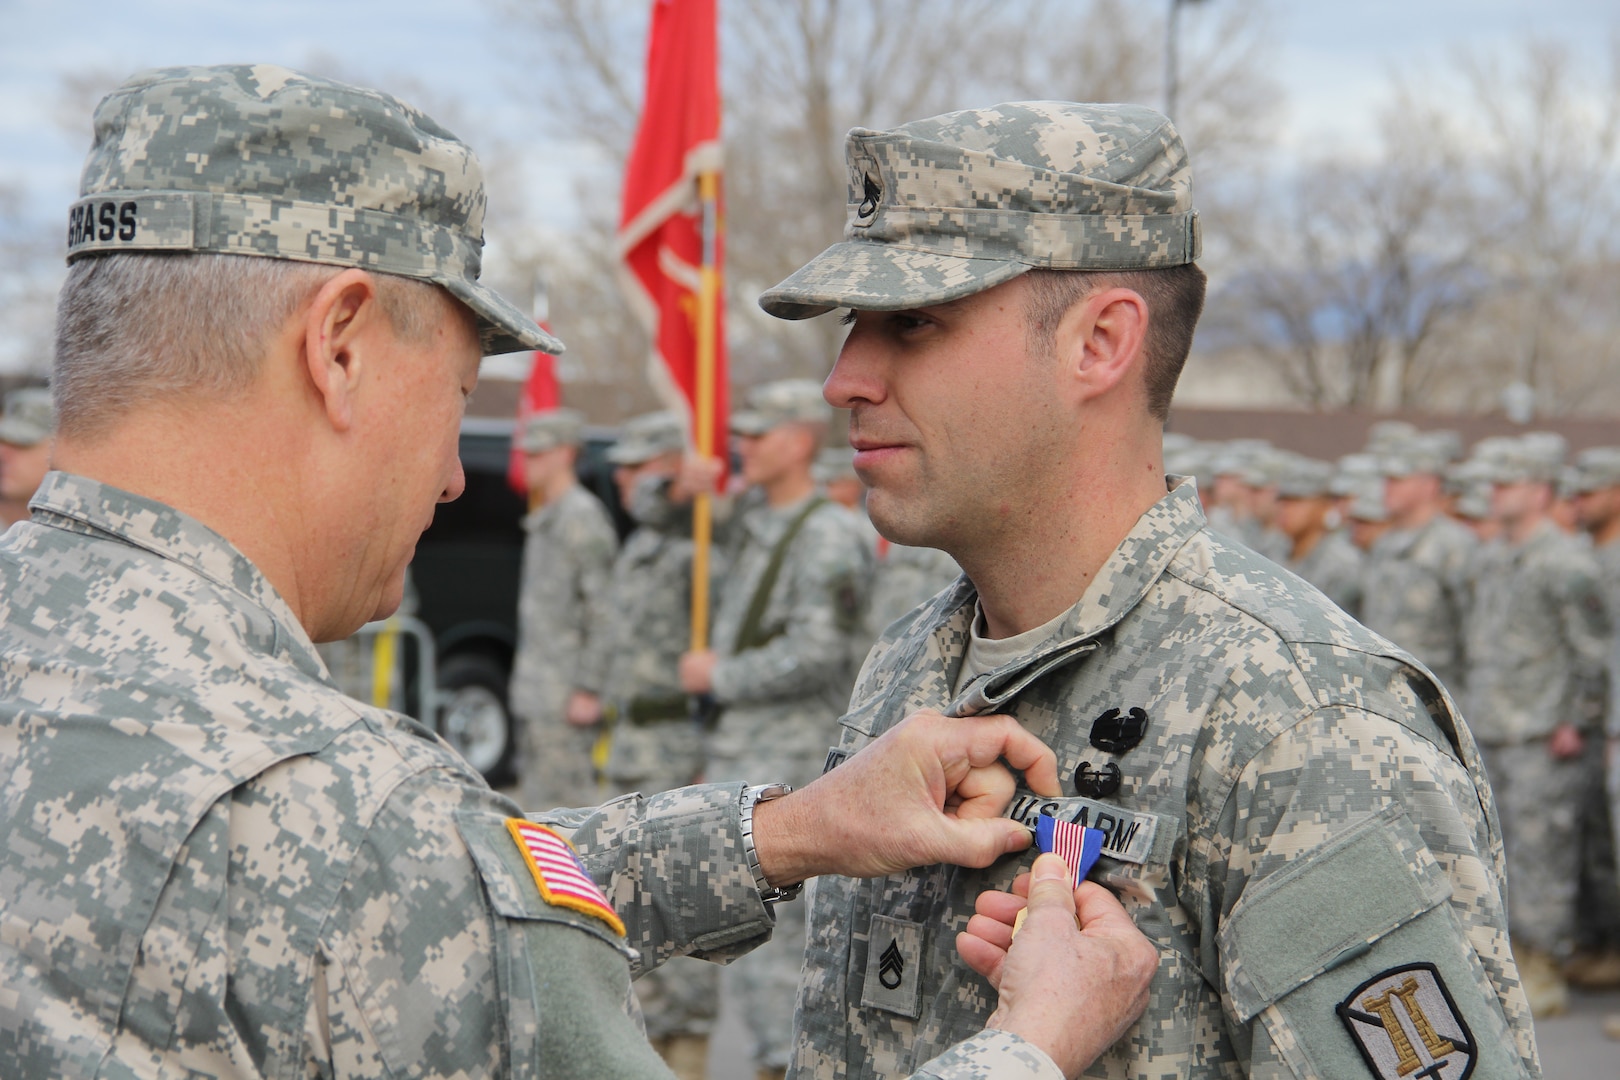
left=1272, top=451, right=1363, bottom=617
left=0, top=65, right=1162, bottom=1080
left=760, top=100, right=1534, bottom=1078
left=0, top=386, right=56, bottom=525
left=580, top=409, right=719, bottom=1079
left=677, top=377, right=876, bottom=1080
left=1462, top=434, right=1611, bottom=1018
left=1359, top=431, right=1476, bottom=697
left=508, top=406, right=618, bottom=811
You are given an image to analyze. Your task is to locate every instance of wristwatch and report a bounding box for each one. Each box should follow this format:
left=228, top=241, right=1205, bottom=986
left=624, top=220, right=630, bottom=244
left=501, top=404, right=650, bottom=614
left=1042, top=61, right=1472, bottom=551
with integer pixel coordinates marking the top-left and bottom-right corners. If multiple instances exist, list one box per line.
left=739, top=783, right=804, bottom=904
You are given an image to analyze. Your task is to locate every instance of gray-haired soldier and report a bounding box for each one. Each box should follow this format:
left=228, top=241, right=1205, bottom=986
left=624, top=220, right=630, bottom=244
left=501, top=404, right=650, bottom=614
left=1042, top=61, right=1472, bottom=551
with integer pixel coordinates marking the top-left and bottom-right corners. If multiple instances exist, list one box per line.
left=761, top=100, right=1534, bottom=1078
left=1359, top=432, right=1476, bottom=696
left=0, top=66, right=1159, bottom=1080
left=509, top=406, right=618, bottom=810
left=1464, top=435, right=1611, bottom=1017
left=0, top=386, right=56, bottom=526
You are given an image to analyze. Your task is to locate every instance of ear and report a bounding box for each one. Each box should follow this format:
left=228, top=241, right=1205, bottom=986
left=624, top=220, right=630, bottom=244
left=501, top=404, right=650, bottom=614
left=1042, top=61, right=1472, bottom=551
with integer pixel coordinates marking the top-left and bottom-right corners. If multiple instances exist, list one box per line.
left=1052, top=286, right=1149, bottom=405
left=301, top=269, right=385, bottom=433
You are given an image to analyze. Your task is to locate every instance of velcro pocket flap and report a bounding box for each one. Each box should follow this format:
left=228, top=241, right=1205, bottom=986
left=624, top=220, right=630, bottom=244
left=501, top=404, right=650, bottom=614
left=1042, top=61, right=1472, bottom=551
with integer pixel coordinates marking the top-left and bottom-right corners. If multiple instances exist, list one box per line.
left=455, top=809, right=634, bottom=959
left=1218, top=803, right=1451, bottom=1023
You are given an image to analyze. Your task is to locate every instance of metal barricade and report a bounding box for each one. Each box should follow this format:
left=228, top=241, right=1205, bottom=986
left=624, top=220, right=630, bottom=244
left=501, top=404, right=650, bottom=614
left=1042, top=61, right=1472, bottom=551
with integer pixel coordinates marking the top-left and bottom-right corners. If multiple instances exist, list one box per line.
left=317, top=615, right=438, bottom=722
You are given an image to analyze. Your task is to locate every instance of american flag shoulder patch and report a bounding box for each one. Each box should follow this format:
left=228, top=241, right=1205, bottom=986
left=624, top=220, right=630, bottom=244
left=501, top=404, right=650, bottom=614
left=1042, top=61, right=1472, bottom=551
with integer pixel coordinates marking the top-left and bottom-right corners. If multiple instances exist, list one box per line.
left=505, top=819, right=626, bottom=937
left=1036, top=813, right=1106, bottom=887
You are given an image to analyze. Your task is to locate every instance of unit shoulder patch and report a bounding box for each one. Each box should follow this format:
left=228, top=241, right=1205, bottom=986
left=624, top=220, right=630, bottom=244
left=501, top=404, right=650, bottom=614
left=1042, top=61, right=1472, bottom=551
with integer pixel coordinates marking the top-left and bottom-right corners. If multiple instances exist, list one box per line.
left=505, top=818, right=626, bottom=938
left=1336, top=962, right=1476, bottom=1080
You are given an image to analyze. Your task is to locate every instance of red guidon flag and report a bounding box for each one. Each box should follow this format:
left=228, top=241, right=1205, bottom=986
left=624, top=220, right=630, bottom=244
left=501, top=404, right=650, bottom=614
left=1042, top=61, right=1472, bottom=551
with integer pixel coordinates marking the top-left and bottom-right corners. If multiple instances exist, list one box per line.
left=617, top=0, right=727, bottom=470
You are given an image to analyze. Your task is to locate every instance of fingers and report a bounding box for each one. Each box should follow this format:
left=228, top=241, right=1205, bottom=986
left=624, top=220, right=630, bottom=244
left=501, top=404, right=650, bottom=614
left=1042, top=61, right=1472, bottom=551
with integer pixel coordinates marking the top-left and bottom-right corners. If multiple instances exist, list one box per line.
left=965, top=911, right=1016, bottom=952
left=1021, top=853, right=1078, bottom=925
left=955, top=929, right=1006, bottom=984
left=958, top=714, right=1060, bottom=797
left=1072, top=879, right=1141, bottom=937
left=974, top=888, right=1028, bottom=924
left=931, top=815, right=1035, bottom=869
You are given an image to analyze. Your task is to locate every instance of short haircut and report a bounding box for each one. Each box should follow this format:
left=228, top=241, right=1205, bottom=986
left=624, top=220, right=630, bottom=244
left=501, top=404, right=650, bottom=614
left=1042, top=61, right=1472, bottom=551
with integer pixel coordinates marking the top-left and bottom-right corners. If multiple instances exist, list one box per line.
left=1023, top=263, right=1207, bottom=421
left=53, top=252, right=450, bottom=439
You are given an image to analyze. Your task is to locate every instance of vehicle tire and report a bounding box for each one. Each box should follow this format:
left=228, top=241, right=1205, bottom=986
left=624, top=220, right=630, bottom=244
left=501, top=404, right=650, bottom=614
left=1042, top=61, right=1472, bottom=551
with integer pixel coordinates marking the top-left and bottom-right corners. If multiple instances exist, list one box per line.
left=436, top=651, right=515, bottom=784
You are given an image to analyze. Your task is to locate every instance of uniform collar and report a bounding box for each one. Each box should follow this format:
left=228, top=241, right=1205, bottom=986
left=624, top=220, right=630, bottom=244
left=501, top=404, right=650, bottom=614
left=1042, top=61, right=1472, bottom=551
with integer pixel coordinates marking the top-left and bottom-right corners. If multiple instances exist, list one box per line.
left=940, top=476, right=1206, bottom=715
left=28, top=471, right=328, bottom=680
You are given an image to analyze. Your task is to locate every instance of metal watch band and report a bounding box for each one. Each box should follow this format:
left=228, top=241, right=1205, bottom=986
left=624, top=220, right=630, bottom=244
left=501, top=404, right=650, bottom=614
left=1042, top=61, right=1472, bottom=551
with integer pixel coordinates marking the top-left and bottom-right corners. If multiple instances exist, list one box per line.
left=739, top=783, right=804, bottom=904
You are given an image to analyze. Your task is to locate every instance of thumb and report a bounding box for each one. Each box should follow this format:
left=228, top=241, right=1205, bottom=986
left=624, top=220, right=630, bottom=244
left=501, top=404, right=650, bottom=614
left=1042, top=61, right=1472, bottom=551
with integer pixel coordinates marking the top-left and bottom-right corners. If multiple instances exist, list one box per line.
left=1023, top=853, right=1078, bottom=920
left=933, top=816, right=1037, bottom=869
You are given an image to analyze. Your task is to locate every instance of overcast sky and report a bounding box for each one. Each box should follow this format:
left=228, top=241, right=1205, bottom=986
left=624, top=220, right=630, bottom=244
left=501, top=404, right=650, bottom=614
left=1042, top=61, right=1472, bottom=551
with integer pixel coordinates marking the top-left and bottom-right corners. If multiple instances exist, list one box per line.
left=1, top=1, right=1613, bottom=247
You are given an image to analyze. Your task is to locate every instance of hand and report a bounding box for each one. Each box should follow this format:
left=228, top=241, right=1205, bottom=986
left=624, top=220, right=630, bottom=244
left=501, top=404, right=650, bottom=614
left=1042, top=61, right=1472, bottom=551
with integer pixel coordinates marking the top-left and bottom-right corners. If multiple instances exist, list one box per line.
left=958, top=854, right=1158, bottom=1079
left=1548, top=722, right=1586, bottom=761
left=678, top=650, right=716, bottom=694
left=565, top=690, right=602, bottom=728
left=750, top=709, right=1060, bottom=884
left=671, top=454, right=724, bottom=503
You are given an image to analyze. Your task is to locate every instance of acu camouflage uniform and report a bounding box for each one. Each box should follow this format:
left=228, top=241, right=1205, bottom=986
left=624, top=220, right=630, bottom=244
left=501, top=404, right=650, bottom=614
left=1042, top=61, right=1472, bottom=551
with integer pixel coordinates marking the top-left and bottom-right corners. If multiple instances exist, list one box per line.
left=758, top=101, right=1531, bottom=1080
left=1465, top=518, right=1611, bottom=961
left=706, top=483, right=875, bottom=1071
left=790, top=479, right=1533, bottom=1080
left=580, top=442, right=720, bottom=1045
left=1287, top=528, right=1364, bottom=620
left=510, top=478, right=618, bottom=810
left=1360, top=515, right=1476, bottom=697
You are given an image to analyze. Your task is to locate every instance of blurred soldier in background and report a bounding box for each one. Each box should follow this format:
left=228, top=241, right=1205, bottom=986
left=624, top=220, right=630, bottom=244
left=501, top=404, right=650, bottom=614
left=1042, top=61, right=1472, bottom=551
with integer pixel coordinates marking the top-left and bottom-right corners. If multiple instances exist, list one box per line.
left=1236, top=446, right=1292, bottom=563
left=582, top=410, right=719, bottom=1080
left=1464, top=435, right=1612, bottom=1017
left=813, top=445, right=866, bottom=511
left=677, top=378, right=874, bottom=1080
left=0, top=386, right=56, bottom=527
left=1274, top=451, right=1363, bottom=617
left=1570, top=447, right=1620, bottom=1008
left=1359, top=431, right=1475, bottom=696
left=1333, top=452, right=1392, bottom=553
left=509, top=407, right=618, bottom=809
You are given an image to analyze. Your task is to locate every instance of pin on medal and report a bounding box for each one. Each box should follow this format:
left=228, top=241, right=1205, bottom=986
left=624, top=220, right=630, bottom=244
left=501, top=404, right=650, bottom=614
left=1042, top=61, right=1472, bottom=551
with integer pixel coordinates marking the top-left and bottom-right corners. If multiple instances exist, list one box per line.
left=1012, top=814, right=1105, bottom=939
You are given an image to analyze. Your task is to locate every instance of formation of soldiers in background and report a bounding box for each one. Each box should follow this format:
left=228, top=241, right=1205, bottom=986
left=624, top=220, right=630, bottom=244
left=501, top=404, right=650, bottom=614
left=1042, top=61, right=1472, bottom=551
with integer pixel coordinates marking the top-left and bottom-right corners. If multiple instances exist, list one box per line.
left=507, top=389, right=1620, bottom=1075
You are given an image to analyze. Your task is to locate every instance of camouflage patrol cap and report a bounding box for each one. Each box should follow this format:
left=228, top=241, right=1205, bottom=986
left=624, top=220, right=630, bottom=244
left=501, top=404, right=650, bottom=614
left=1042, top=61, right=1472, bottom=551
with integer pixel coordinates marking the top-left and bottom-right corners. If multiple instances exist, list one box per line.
left=1274, top=454, right=1335, bottom=499
left=519, top=408, right=585, bottom=453
left=0, top=387, right=55, bottom=447
left=606, top=410, right=685, bottom=465
left=1376, top=432, right=1458, bottom=478
left=1470, top=434, right=1563, bottom=485
left=1364, top=420, right=1419, bottom=454
left=1332, top=453, right=1387, bottom=520
left=730, top=379, right=833, bottom=435
left=69, top=64, right=561, bottom=357
left=759, top=101, right=1199, bottom=319
left=1572, top=446, right=1620, bottom=493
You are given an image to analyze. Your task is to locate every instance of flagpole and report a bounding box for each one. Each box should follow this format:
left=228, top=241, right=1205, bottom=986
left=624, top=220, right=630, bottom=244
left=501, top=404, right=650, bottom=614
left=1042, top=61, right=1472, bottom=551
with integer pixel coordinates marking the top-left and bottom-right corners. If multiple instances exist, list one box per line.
left=690, top=168, right=721, bottom=651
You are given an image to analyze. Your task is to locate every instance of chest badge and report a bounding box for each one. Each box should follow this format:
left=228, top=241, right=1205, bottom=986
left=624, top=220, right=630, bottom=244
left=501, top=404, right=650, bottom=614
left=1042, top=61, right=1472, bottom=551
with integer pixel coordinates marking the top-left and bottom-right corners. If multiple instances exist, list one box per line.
left=1337, top=963, right=1475, bottom=1080
left=1074, top=761, right=1122, bottom=799
left=1090, top=707, right=1149, bottom=754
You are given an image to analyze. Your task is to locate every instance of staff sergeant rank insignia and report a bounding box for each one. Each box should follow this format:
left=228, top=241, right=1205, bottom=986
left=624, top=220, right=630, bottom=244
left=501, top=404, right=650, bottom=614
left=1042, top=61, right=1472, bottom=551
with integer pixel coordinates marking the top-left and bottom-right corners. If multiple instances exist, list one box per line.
left=1337, top=963, right=1475, bottom=1080
left=505, top=818, right=626, bottom=937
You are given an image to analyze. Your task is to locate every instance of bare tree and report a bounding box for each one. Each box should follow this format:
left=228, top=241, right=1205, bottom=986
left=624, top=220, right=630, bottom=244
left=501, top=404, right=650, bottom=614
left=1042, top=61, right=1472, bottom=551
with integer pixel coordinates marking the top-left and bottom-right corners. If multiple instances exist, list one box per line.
left=490, top=0, right=1278, bottom=411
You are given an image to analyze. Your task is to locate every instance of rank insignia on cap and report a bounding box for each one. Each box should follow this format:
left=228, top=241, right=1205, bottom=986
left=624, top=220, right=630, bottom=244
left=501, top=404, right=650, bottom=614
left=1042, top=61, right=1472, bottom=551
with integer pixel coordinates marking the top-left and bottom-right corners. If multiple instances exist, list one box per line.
left=1035, top=813, right=1105, bottom=886
left=1337, top=963, right=1475, bottom=1080
left=505, top=819, right=626, bottom=937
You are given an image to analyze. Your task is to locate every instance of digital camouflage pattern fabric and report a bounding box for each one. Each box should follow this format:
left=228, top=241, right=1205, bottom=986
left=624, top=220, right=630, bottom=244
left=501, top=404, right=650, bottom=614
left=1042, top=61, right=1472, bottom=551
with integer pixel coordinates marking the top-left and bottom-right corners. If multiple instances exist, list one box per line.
left=0, top=473, right=771, bottom=1079
left=759, top=102, right=1200, bottom=319
left=509, top=482, right=618, bottom=810
left=0, top=472, right=1059, bottom=1080
left=582, top=476, right=719, bottom=1042
left=68, top=64, right=559, bottom=356
left=1360, top=516, right=1476, bottom=696
left=1465, top=521, right=1611, bottom=962
left=791, top=479, right=1535, bottom=1080
left=1287, top=527, right=1364, bottom=621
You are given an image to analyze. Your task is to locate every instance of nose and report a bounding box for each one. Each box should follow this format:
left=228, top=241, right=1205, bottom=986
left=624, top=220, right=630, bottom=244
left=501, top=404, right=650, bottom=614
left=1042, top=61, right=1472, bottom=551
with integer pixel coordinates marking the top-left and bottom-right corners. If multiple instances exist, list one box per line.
left=439, top=456, right=467, bottom=503
left=823, top=319, right=886, bottom=411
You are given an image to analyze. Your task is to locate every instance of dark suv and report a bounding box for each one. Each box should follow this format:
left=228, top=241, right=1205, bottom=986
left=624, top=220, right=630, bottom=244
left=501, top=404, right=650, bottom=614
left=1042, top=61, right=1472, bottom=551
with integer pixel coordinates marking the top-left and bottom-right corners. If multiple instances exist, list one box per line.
left=410, top=417, right=625, bottom=784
